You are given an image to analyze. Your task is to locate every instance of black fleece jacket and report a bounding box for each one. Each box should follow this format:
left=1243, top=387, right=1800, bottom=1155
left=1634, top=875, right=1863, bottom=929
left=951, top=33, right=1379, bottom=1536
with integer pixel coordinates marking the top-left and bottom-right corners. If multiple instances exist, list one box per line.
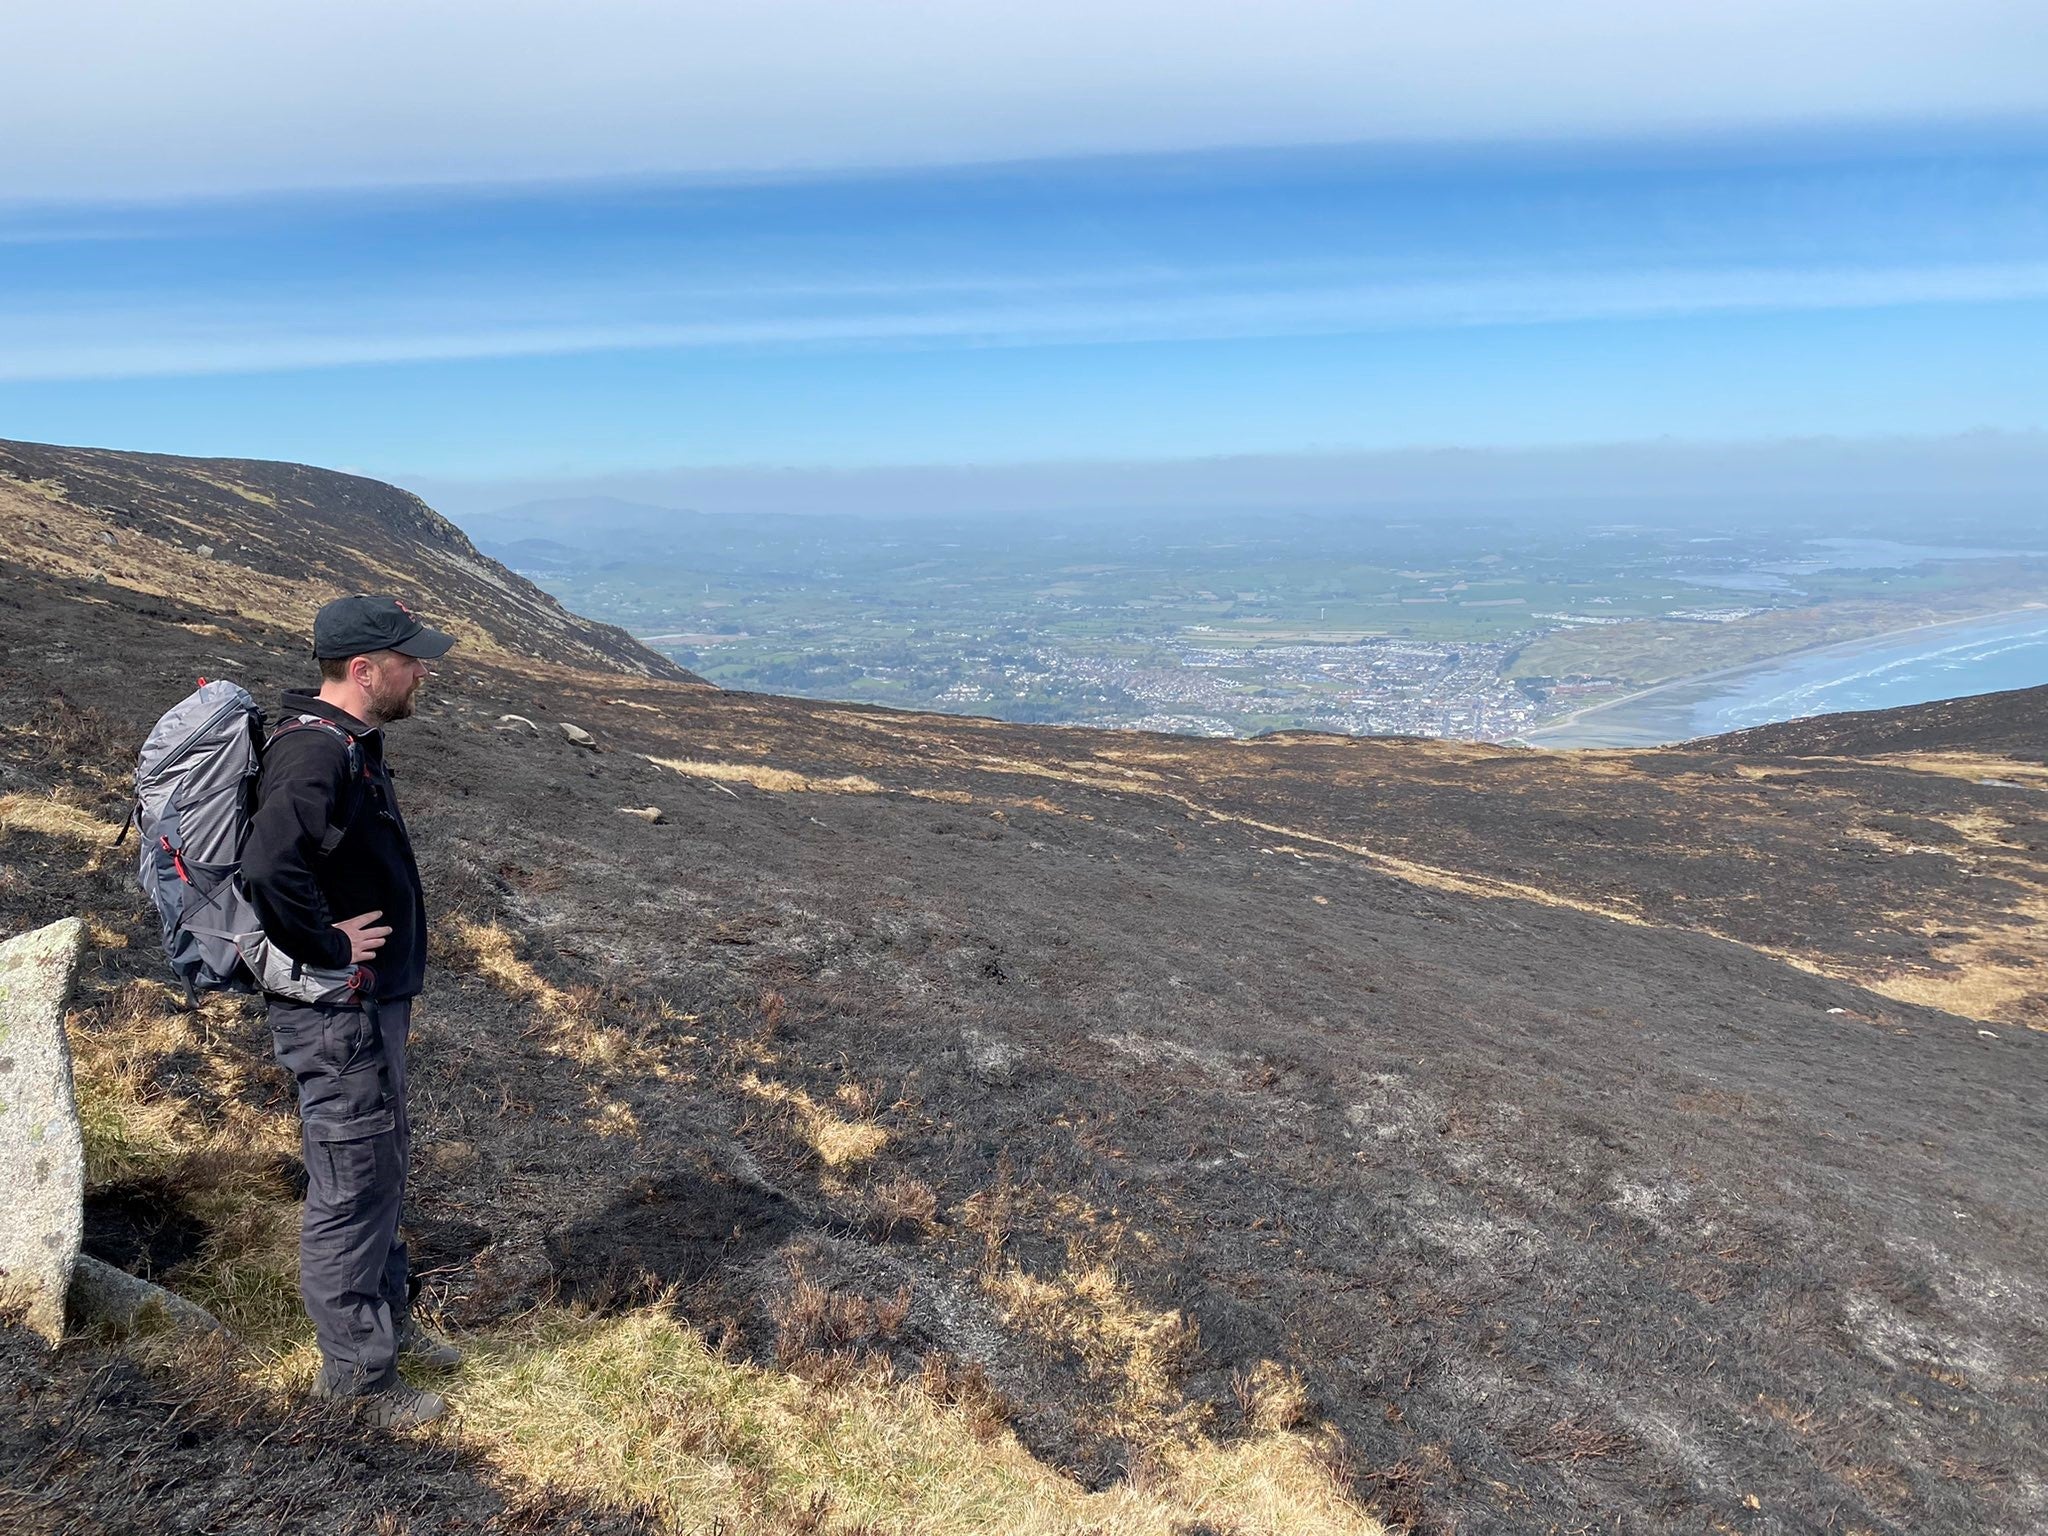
left=240, top=691, right=428, bottom=1001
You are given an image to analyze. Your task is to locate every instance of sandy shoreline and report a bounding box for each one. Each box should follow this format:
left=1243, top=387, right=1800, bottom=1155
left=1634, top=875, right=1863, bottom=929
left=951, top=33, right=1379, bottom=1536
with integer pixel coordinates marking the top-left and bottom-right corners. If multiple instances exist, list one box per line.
left=1525, top=603, right=2048, bottom=749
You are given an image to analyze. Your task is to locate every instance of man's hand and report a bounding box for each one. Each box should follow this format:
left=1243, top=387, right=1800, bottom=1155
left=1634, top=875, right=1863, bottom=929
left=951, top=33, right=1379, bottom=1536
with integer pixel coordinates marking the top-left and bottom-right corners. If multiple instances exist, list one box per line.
left=333, top=910, right=391, bottom=964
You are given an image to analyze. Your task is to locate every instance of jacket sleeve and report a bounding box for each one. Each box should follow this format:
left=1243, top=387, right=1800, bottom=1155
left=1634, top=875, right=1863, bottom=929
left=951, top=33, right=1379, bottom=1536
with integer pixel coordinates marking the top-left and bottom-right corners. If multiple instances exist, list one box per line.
left=241, top=731, right=354, bottom=969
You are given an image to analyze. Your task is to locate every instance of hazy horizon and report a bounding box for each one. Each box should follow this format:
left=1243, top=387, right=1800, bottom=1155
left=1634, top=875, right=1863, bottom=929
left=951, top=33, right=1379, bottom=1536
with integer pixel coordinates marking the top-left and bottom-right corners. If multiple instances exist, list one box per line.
left=415, top=430, right=2048, bottom=526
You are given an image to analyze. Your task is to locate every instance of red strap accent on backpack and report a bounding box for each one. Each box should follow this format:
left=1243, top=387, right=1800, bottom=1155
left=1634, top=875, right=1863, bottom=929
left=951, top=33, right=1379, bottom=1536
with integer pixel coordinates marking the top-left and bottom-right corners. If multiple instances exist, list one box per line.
left=159, top=835, right=191, bottom=884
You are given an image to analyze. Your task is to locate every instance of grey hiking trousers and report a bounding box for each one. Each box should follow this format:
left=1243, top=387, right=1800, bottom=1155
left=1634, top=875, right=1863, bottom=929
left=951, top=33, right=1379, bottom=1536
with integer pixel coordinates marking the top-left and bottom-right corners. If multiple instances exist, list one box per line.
left=269, top=994, right=414, bottom=1395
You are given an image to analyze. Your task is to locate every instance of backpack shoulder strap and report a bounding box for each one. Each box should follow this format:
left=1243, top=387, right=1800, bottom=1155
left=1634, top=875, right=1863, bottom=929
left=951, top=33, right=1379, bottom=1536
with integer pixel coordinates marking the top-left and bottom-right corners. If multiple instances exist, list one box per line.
left=267, top=715, right=368, bottom=854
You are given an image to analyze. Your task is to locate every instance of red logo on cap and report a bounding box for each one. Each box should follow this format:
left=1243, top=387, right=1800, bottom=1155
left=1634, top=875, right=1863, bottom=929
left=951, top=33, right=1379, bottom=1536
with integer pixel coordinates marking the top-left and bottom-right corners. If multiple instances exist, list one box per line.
left=395, top=600, right=414, bottom=617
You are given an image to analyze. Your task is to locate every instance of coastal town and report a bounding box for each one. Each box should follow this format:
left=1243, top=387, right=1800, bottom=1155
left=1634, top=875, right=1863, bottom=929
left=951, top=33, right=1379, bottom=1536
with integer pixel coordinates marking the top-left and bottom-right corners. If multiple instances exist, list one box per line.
left=480, top=511, right=2048, bottom=746
left=933, top=634, right=1568, bottom=739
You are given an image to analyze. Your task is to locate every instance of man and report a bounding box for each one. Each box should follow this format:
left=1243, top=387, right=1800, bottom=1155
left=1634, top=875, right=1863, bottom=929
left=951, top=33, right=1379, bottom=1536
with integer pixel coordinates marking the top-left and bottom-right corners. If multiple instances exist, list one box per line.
left=242, top=594, right=461, bottom=1428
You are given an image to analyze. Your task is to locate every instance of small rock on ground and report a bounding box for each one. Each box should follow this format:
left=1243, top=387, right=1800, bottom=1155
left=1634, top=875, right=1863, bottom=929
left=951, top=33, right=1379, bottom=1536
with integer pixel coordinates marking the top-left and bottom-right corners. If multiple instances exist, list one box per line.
left=69, top=1254, right=231, bottom=1341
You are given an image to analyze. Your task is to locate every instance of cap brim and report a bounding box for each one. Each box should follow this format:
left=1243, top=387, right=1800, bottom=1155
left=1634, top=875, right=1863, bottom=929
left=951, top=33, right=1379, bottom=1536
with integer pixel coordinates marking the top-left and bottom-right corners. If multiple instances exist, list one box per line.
left=393, top=625, right=457, bottom=659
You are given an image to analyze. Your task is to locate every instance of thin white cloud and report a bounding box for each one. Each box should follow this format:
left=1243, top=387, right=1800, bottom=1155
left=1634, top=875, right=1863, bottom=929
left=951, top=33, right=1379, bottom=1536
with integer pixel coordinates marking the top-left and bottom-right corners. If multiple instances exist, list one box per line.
left=5, top=258, right=2046, bottom=382
left=4, top=0, right=2044, bottom=203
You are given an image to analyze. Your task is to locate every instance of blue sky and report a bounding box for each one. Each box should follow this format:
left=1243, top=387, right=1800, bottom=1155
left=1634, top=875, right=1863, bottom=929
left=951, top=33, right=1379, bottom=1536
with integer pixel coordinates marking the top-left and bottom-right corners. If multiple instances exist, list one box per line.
left=2, top=4, right=2045, bottom=511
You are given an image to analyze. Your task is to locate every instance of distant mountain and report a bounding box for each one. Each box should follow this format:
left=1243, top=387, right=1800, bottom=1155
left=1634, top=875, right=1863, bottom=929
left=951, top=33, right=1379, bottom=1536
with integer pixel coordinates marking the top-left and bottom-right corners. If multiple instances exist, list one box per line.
left=461, top=495, right=825, bottom=558
left=459, top=495, right=694, bottom=548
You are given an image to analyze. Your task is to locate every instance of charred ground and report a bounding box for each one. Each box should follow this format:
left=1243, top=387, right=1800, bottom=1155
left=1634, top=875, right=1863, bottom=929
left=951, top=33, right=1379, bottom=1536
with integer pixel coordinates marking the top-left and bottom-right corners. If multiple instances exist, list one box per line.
left=2, top=443, right=2044, bottom=1535
left=1700, top=680, right=2048, bottom=763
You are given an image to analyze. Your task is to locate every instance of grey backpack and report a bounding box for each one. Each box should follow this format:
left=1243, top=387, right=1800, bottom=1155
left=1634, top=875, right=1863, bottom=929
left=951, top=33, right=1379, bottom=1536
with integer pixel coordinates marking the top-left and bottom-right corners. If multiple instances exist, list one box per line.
left=130, top=679, right=371, bottom=1008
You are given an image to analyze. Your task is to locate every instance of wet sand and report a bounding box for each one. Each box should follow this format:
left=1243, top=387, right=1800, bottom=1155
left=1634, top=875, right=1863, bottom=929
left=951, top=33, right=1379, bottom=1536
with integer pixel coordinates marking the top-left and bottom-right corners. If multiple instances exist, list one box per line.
left=1526, top=606, right=2048, bottom=749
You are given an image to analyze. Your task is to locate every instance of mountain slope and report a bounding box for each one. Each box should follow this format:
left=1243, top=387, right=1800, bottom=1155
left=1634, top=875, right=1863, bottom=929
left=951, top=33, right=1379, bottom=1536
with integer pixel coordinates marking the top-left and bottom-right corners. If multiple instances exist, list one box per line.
left=1697, top=678, right=2048, bottom=762
left=1, top=442, right=2043, bottom=1536
left=0, top=437, right=702, bottom=683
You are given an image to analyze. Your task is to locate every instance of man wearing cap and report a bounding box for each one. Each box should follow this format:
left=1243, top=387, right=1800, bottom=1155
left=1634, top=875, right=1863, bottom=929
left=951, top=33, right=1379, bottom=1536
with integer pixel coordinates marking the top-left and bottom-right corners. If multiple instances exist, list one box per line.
left=242, top=593, right=460, bottom=1428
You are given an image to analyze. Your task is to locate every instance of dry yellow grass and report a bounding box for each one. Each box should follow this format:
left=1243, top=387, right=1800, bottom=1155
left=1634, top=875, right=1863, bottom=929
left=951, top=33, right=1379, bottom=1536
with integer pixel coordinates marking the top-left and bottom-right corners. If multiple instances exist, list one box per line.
left=982, top=1251, right=1202, bottom=1439
left=738, top=1071, right=889, bottom=1169
left=68, top=981, right=299, bottom=1185
left=61, top=962, right=1380, bottom=1535
left=817, top=706, right=1006, bottom=736
left=855, top=1171, right=941, bottom=1240
left=968, top=753, right=1157, bottom=795
left=439, top=917, right=574, bottom=1015
left=1064, top=756, right=1164, bottom=781
left=70, top=982, right=210, bottom=1186
left=1559, top=751, right=1655, bottom=778
left=455, top=1306, right=1382, bottom=1536
left=1839, top=824, right=1954, bottom=858
left=1869, top=752, right=2048, bottom=788
left=0, top=791, right=123, bottom=843
left=66, top=976, right=311, bottom=1345
left=188, top=471, right=278, bottom=507
left=1935, top=808, right=2027, bottom=851
left=82, top=914, right=130, bottom=949
left=1861, top=901, right=2048, bottom=1030
left=962, top=1188, right=1209, bottom=1449
left=1235, top=1359, right=1314, bottom=1433
left=436, top=919, right=666, bottom=1071
left=584, top=1100, right=642, bottom=1139
left=646, top=756, right=885, bottom=794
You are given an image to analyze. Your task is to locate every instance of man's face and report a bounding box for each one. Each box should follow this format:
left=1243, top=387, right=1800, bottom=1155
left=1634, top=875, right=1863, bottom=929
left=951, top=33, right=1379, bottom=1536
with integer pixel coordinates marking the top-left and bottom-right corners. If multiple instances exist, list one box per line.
left=362, top=650, right=431, bottom=723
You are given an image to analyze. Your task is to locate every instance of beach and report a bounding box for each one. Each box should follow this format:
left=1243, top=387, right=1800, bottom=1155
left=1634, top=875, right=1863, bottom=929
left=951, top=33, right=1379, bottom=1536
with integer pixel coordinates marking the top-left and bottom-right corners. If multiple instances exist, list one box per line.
left=1527, top=606, right=2048, bottom=749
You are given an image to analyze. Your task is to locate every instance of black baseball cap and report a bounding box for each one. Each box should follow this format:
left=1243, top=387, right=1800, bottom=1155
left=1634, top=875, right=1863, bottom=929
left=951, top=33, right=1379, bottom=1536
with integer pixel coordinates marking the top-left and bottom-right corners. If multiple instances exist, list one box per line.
left=313, top=594, right=457, bottom=661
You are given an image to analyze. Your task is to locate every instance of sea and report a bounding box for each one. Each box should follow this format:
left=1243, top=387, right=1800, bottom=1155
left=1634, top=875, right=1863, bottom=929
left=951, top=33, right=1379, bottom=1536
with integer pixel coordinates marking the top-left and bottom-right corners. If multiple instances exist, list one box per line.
left=1530, top=608, right=2048, bottom=748
left=1690, top=609, right=2048, bottom=735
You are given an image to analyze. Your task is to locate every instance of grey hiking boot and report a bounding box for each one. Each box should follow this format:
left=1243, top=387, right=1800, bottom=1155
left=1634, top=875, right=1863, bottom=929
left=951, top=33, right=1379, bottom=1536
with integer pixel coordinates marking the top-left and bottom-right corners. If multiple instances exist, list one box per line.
left=396, top=1316, right=464, bottom=1370
left=357, top=1382, right=449, bottom=1430
left=311, top=1371, right=449, bottom=1429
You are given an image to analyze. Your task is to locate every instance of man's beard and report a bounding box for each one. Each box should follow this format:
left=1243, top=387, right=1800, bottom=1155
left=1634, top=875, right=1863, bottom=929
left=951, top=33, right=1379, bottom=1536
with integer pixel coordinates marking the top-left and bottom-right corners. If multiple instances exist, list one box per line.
left=369, top=673, right=420, bottom=723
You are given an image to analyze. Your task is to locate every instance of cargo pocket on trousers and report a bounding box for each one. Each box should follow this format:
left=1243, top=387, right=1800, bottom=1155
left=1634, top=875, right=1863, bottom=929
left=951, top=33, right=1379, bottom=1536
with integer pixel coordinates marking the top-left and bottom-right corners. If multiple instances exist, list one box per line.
left=305, top=1107, right=398, bottom=1216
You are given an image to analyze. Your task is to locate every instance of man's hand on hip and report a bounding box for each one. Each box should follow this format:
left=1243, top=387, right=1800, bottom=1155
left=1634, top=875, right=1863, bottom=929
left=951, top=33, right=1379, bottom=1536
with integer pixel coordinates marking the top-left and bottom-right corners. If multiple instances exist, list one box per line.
left=333, top=910, right=391, bottom=964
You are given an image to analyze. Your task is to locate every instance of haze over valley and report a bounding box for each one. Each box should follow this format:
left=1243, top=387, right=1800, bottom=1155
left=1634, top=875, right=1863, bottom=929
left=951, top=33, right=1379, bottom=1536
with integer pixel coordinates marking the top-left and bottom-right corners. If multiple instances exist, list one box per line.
left=466, top=491, right=2048, bottom=743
